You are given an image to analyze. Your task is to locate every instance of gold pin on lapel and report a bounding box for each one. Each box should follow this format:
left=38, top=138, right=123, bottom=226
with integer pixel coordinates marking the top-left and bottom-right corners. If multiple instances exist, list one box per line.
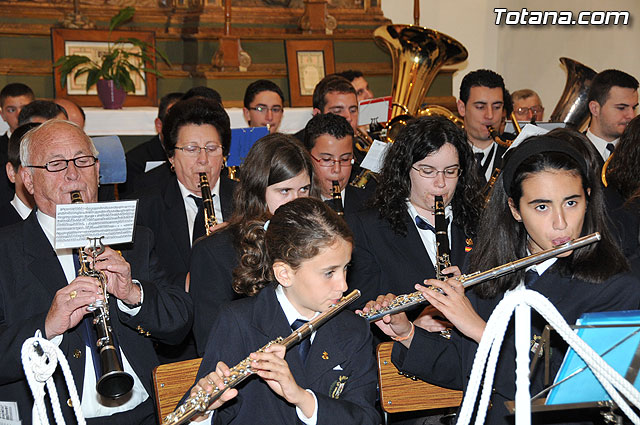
left=322, top=351, right=329, bottom=360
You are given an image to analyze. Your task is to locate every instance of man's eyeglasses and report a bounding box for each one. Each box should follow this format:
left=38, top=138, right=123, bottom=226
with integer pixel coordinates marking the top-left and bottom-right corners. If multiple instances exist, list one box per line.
left=310, top=154, right=355, bottom=168
left=25, top=155, right=97, bottom=172
left=515, top=105, right=543, bottom=116
left=412, top=165, right=462, bottom=179
left=174, top=145, right=223, bottom=157
left=248, top=105, right=283, bottom=114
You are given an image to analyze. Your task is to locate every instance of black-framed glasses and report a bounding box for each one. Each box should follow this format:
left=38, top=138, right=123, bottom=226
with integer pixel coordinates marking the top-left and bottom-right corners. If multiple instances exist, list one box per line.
left=248, top=105, right=283, bottom=114
left=174, top=145, right=223, bottom=157
left=310, top=154, right=355, bottom=168
left=411, top=165, right=462, bottom=179
left=25, top=155, right=97, bottom=172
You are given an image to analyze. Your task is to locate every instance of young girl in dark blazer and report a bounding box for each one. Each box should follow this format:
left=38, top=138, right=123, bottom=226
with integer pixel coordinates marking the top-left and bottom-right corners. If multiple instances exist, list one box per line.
left=189, top=198, right=379, bottom=424
left=363, top=135, right=640, bottom=425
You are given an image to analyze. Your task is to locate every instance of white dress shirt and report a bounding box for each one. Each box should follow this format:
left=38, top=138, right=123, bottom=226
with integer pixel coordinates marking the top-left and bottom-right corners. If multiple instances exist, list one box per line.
left=10, top=194, right=31, bottom=219
left=407, top=201, right=454, bottom=269
left=177, top=177, right=223, bottom=246
left=36, top=210, right=149, bottom=418
left=586, top=129, right=618, bottom=162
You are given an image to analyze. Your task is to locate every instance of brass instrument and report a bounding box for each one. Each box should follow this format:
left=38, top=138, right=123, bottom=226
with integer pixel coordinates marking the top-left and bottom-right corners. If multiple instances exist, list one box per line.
left=354, top=126, right=374, bottom=153
left=70, top=191, right=134, bottom=399
left=198, top=172, right=217, bottom=236
left=374, top=25, right=467, bottom=121
left=417, top=105, right=465, bottom=131
left=486, top=125, right=512, bottom=149
left=331, top=180, right=344, bottom=216
left=510, top=112, right=522, bottom=134
left=549, top=57, right=597, bottom=130
left=350, top=127, right=379, bottom=189
left=161, top=289, right=361, bottom=425
left=481, top=125, right=514, bottom=206
left=601, top=154, right=613, bottom=187
left=359, top=233, right=601, bottom=322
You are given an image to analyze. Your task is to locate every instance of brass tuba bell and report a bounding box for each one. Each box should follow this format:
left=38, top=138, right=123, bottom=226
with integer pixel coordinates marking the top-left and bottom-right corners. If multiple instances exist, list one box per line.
left=374, top=24, right=468, bottom=120
left=549, top=57, right=597, bottom=130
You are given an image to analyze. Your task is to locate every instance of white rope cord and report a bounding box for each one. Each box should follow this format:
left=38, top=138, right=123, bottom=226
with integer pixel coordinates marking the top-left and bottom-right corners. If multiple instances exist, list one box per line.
left=456, top=289, right=640, bottom=425
left=22, top=336, right=86, bottom=425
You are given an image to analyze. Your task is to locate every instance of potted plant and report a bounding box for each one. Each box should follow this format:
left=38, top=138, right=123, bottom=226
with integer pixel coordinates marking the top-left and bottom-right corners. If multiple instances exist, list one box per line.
left=53, top=7, right=170, bottom=109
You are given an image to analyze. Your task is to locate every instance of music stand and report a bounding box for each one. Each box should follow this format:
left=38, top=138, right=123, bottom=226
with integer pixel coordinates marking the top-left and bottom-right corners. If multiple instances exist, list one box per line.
left=505, top=310, right=640, bottom=422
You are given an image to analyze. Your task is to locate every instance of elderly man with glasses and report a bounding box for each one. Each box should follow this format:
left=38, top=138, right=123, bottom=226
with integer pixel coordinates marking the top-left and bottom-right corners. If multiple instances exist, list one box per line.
left=511, top=89, right=545, bottom=123
left=0, top=119, right=192, bottom=424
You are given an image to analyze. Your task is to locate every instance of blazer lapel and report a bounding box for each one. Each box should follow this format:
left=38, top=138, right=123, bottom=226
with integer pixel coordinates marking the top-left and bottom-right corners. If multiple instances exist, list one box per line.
left=164, top=179, right=191, bottom=267
left=396, top=213, right=436, bottom=278
left=450, top=224, right=468, bottom=268
left=219, top=176, right=235, bottom=220
left=23, top=212, right=68, bottom=297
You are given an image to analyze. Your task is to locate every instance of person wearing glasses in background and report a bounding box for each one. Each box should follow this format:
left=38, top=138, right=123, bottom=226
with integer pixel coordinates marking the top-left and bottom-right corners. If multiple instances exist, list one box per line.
left=511, top=89, right=544, bottom=123
left=132, top=97, right=237, bottom=363
left=302, top=113, right=372, bottom=215
left=346, top=116, right=482, bottom=318
left=243, top=80, right=285, bottom=134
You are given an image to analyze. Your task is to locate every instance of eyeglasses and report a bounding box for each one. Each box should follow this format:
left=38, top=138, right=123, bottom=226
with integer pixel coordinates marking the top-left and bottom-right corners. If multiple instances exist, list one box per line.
left=310, top=154, right=355, bottom=168
left=515, top=105, right=544, bottom=116
left=412, top=165, right=462, bottom=179
left=174, top=145, right=223, bottom=156
left=248, top=105, right=283, bottom=114
left=25, top=155, right=98, bottom=172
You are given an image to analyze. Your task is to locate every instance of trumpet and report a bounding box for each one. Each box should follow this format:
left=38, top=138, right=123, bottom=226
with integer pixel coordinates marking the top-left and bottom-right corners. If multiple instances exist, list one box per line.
left=359, top=233, right=601, bottom=322
left=198, top=173, right=217, bottom=236
left=161, top=290, right=361, bottom=425
left=70, top=191, right=134, bottom=399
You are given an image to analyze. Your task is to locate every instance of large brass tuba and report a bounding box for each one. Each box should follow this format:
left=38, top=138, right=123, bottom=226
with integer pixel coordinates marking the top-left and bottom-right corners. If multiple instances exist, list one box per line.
left=549, top=57, right=597, bottom=130
left=374, top=25, right=468, bottom=119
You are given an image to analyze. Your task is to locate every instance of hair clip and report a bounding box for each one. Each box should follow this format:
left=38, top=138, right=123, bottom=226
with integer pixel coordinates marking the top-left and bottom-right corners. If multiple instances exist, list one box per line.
left=263, top=220, right=270, bottom=231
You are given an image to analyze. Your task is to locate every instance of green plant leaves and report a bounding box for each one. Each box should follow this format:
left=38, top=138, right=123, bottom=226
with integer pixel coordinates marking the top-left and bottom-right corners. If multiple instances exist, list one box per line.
left=109, top=6, right=135, bottom=32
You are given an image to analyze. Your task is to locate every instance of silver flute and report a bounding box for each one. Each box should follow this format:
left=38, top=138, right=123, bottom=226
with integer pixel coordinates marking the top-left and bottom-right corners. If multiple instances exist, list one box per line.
left=161, top=289, right=361, bottom=425
left=359, top=233, right=601, bottom=322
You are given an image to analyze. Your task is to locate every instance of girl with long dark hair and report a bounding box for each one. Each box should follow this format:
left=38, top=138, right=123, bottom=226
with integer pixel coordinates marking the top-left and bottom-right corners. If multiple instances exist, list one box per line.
left=363, top=135, right=640, bottom=424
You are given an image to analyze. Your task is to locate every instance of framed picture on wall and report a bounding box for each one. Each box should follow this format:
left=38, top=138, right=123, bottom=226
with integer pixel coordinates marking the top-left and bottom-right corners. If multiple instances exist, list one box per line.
left=285, top=40, right=335, bottom=107
left=51, top=28, right=157, bottom=107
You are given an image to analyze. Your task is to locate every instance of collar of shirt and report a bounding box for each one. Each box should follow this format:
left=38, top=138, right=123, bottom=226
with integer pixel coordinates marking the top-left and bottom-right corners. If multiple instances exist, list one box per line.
left=10, top=193, right=32, bottom=220
left=471, top=141, right=496, bottom=161
left=586, top=129, right=618, bottom=161
left=516, top=255, right=558, bottom=291
left=176, top=177, right=221, bottom=210
left=275, top=285, right=319, bottom=343
left=406, top=200, right=453, bottom=228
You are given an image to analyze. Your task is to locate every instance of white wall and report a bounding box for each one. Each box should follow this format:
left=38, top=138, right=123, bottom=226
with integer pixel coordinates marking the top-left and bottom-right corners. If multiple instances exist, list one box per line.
left=380, top=0, right=639, bottom=115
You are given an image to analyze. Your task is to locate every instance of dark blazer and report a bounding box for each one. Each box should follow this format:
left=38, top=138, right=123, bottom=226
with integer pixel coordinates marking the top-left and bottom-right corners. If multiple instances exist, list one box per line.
left=132, top=172, right=236, bottom=287
left=197, top=285, right=380, bottom=425
left=392, top=269, right=640, bottom=425
left=0, top=211, right=193, bottom=424
left=0, top=201, right=22, bottom=228
left=346, top=207, right=470, bottom=310
left=120, top=135, right=167, bottom=197
left=189, top=227, right=242, bottom=355
left=343, top=185, right=374, bottom=215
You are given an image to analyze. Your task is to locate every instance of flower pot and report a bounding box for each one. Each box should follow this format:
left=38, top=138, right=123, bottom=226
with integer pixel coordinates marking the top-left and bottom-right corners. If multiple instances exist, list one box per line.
left=96, top=80, right=127, bottom=109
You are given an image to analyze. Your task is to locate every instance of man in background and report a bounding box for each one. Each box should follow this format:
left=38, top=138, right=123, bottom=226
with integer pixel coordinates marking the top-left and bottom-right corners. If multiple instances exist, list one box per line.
left=511, top=88, right=544, bottom=122
left=242, top=79, right=285, bottom=133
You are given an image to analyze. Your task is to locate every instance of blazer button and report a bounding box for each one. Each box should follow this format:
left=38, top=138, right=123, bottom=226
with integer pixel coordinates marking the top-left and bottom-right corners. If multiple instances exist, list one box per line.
left=73, top=349, right=82, bottom=359
left=145, top=331, right=151, bottom=337
left=67, top=398, right=73, bottom=407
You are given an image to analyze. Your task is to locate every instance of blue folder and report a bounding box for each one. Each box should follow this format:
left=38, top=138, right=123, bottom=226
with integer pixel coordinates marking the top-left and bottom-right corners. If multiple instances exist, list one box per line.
left=546, top=310, right=640, bottom=405
left=228, top=127, right=269, bottom=167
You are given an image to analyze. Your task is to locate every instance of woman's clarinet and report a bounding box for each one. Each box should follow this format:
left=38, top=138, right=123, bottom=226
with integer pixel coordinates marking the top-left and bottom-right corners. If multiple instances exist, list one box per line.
left=359, top=233, right=601, bottom=322
left=199, top=172, right=217, bottom=236
left=434, top=196, right=452, bottom=338
left=70, top=191, right=134, bottom=399
left=161, top=289, right=361, bottom=425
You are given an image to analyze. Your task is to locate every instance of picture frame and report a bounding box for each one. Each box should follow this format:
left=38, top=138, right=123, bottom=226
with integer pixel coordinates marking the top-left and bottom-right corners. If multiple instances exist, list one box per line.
left=51, top=28, right=158, bottom=107
left=285, top=40, right=335, bottom=107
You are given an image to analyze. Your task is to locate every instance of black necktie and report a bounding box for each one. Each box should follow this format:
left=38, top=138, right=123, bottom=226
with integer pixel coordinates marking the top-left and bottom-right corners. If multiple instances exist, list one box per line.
left=474, top=152, right=485, bottom=164
left=291, top=319, right=311, bottom=365
left=190, top=195, right=205, bottom=243
left=606, top=143, right=616, bottom=156
left=524, top=270, right=539, bottom=289
left=415, top=216, right=436, bottom=232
